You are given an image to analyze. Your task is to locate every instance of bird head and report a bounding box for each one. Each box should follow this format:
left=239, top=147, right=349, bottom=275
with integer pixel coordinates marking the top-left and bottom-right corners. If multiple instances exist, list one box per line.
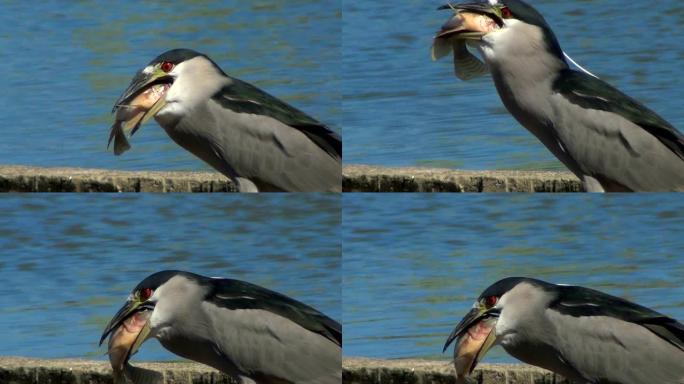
left=437, top=0, right=564, bottom=61
left=112, top=48, right=227, bottom=127
left=99, top=270, right=190, bottom=367
left=443, top=277, right=537, bottom=376
left=108, top=49, right=232, bottom=155
left=112, top=49, right=209, bottom=115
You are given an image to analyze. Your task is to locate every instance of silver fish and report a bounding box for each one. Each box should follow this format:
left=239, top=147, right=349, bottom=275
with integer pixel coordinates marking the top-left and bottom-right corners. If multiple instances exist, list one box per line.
left=106, top=310, right=161, bottom=384
left=432, top=11, right=497, bottom=81
left=453, top=316, right=497, bottom=383
left=108, top=83, right=169, bottom=155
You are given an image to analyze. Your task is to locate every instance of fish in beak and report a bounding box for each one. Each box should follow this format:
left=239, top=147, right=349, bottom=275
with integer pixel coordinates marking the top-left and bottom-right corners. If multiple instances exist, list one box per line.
left=439, top=2, right=506, bottom=29
left=431, top=2, right=504, bottom=80
left=100, top=298, right=155, bottom=381
left=443, top=304, right=500, bottom=381
left=108, top=67, right=174, bottom=155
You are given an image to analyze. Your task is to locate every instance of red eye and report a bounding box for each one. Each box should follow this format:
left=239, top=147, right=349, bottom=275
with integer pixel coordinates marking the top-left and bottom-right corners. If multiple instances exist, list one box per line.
left=160, top=61, right=174, bottom=73
left=140, top=288, right=154, bottom=301
left=485, top=295, right=498, bottom=307
left=501, top=7, right=512, bottom=18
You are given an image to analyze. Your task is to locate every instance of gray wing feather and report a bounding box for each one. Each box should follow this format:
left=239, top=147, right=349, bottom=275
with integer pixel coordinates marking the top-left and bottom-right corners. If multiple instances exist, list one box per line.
left=551, top=285, right=684, bottom=352
left=212, top=78, right=341, bottom=161
left=165, top=99, right=341, bottom=192
left=207, top=279, right=341, bottom=347
left=554, top=69, right=684, bottom=161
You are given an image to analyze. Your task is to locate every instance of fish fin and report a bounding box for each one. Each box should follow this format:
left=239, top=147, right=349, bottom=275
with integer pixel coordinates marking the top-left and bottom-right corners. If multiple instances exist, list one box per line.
left=122, top=363, right=163, bottom=384
left=123, top=111, right=145, bottom=133
left=114, top=135, right=131, bottom=156
left=453, top=43, right=489, bottom=81
left=432, top=38, right=453, bottom=61
left=107, top=124, right=116, bottom=147
left=108, top=124, right=131, bottom=156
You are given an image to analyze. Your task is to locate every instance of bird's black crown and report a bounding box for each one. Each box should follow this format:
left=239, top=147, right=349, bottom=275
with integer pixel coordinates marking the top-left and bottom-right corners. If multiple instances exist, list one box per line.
left=148, top=48, right=207, bottom=65
left=499, top=0, right=564, bottom=59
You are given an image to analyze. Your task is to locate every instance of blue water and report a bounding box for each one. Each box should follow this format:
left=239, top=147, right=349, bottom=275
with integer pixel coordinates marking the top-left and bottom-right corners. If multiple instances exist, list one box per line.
left=4, top=1, right=683, bottom=172
left=0, top=194, right=341, bottom=361
left=343, top=194, right=684, bottom=362
left=343, top=1, right=684, bottom=170
left=3, top=0, right=684, bottom=373
left=0, top=1, right=340, bottom=172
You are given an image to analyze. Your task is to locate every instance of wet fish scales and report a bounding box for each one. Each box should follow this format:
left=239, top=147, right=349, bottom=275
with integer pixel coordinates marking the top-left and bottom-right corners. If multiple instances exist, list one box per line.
left=107, top=311, right=151, bottom=381
left=453, top=318, right=495, bottom=381
left=453, top=41, right=488, bottom=81
left=432, top=12, right=494, bottom=81
left=108, top=84, right=168, bottom=155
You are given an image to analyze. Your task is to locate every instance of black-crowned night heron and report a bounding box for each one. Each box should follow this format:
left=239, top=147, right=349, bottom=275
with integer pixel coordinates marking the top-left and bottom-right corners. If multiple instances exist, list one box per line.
left=109, top=49, right=341, bottom=192
left=99, top=270, right=341, bottom=384
left=443, top=277, right=684, bottom=384
left=433, top=0, right=684, bottom=192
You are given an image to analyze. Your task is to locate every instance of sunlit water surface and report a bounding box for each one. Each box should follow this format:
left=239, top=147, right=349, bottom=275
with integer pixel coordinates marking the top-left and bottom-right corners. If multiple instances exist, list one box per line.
left=0, top=1, right=340, bottom=172
left=343, top=194, right=684, bottom=362
left=343, top=1, right=684, bottom=170
left=0, top=194, right=340, bottom=361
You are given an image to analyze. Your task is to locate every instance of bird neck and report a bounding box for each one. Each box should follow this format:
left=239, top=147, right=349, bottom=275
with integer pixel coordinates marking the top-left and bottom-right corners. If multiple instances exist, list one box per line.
left=480, top=21, right=569, bottom=86
left=487, top=51, right=567, bottom=94
left=479, top=25, right=568, bottom=123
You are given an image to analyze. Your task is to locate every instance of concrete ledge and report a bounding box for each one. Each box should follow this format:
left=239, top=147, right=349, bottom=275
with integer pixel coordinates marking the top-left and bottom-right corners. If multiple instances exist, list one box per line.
left=343, top=357, right=572, bottom=384
left=343, top=165, right=582, bottom=192
left=0, top=165, right=236, bottom=192
left=0, top=356, right=238, bottom=384
left=0, top=164, right=581, bottom=192
left=0, top=356, right=569, bottom=384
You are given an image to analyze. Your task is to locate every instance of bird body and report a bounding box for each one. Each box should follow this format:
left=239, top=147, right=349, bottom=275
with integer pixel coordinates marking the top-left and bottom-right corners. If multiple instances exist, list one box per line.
left=496, top=280, right=684, bottom=383
left=435, top=1, right=684, bottom=192
left=150, top=274, right=341, bottom=384
left=544, top=311, right=684, bottom=383
left=100, top=271, right=341, bottom=384
left=445, top=277, right=684, bottom=384
left=481, top=20, right=684, bottom=192
left=110, top=49, right=341, bottom=192
left=156, top=83, right=340, bottom=192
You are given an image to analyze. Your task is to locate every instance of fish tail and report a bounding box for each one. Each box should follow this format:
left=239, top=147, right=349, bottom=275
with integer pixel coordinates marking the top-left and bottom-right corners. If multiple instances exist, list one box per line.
left=108, top=124, right=131, bottom=156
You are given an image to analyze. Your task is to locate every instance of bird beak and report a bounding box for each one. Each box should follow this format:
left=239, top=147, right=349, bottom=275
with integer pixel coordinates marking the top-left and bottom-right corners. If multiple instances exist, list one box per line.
left=440, top=2, right=505, bottom=22
left=99, top=297, right=155, bottom=357
left=436, top=2, right=505, bottom=40
left=443, top=304, right=499, bottom=375
left=107, top=66, right=173, bottom=155
left=113, top=67, right=172, bottom=111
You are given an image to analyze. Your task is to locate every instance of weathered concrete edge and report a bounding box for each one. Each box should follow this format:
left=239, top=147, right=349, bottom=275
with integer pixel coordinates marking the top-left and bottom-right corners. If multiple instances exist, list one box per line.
left=0, top=164, right=581, bottom=192
left=0, top=356, right=239, bottom=384
left=0, top=356, right=569, bottom=384
left=343, top=357, right=573, bottom=384
left=343, top=165, right=582, bottom=192
left=0, top=165, right=237, bottom=192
